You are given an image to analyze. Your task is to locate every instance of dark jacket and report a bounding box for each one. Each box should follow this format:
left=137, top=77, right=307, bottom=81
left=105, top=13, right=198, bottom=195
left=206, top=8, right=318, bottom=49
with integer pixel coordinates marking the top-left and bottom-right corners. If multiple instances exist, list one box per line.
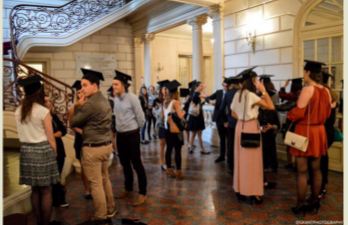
left=52, top=114, right=67, bottom=159
left=219, top=88, right=239, bottom=128
left=206, top=90, right=224, bottom=122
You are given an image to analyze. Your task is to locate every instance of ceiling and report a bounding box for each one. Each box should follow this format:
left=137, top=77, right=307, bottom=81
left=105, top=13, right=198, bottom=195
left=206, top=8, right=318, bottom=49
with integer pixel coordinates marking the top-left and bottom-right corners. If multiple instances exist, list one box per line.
left=306, top=0, right=343, bottom=25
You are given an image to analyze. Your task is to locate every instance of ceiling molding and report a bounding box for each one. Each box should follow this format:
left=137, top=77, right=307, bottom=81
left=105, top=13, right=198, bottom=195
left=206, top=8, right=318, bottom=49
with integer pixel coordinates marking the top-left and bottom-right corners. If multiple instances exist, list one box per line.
left=3, top=0, right=70, bottom=8
left=156, top=33, right=212, bottom=42
left=167, top=0, right=221, bottom=7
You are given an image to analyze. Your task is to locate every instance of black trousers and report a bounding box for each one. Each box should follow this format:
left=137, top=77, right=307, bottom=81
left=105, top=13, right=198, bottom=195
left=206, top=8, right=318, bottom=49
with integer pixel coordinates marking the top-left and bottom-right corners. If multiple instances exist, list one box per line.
left=217, top=120, right=228, bottom=159
left=117, top=131, right=147, bottom=195
left=147, top=113, right=156, bottom=137
left=227, top=126, right=236, bottom=174
left=165, top=131, right=182, bottom=170
left=261, top=131, right=278, bottom=170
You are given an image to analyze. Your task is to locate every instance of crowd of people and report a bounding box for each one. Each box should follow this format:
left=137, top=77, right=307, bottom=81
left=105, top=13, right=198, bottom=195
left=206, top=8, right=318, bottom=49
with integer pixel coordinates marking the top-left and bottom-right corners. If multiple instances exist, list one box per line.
left=13, top=59, right=343, bottom=224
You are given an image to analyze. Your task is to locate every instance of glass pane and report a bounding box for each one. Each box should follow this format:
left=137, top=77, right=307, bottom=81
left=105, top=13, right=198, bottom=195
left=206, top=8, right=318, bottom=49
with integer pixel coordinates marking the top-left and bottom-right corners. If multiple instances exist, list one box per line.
left=304, top=40, right=315, bottom=60
left=317, top=38, right=329, bottom=63
left=330, top=64, right=343, bottom=90
left=331, top=37, right=342, bottom=62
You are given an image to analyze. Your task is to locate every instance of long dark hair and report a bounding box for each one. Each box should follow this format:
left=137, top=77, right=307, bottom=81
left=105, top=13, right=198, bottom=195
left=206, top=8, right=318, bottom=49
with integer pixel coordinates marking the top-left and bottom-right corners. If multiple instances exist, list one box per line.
left=140, top=86, right=148, bottom=102
left=158, top=87, right=165, bottom=101
left=20, top=89, right=45, bottom=123
left=307, top=71, right=322, bottom=84
left=239, top=74, right=257, bottom=102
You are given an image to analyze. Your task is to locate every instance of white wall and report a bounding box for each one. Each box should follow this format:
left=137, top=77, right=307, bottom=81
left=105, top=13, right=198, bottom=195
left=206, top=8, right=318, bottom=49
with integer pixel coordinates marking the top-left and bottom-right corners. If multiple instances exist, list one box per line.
left=223, top=0, right=305, bottom=90
left=22, top=19, right=135, bottom=95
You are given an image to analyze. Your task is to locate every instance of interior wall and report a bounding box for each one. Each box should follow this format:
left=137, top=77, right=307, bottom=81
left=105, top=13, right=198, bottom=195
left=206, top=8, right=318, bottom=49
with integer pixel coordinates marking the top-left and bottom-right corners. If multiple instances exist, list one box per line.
left=151, top=36, right=214, bottom=93
left=223, top=0, right=305, bottom=91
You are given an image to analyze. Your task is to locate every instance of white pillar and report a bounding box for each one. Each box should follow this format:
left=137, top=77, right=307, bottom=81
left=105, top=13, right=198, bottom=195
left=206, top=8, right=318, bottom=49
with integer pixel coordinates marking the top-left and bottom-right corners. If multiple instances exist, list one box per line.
left=133, top=37, right=143, bottom=95
left=209, top=4, right=224, bottom=91
left=143, top=33, right=155, bottom=87
left=187, top=15, right=207, bottom=82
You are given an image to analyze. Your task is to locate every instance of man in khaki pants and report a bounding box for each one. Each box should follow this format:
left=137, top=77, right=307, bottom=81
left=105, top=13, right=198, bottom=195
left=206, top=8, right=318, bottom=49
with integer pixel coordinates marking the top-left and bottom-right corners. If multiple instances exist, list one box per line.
left=71, top=68, right=117, bottom=222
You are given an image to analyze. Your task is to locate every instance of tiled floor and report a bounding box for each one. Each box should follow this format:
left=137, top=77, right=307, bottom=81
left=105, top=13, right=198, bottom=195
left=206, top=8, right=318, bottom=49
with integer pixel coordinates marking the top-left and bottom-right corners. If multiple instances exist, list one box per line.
left=17, top=139, right=343, bottom=225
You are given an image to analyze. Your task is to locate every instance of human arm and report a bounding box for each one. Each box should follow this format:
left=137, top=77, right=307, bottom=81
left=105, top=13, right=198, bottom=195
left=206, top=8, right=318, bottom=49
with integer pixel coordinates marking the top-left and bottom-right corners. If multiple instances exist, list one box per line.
left=132, top=95, right=146, bottom=128
left=52, top=114, right=67, bottom=138
left=287, top=86, right=313, bottom=122
left=69, top=106, right=83, bottom=134
left=43, top=113, right=57, bottom=158
left=253, top=79, right=275, bottom=110
left=173, top=100, right=185, bottom=119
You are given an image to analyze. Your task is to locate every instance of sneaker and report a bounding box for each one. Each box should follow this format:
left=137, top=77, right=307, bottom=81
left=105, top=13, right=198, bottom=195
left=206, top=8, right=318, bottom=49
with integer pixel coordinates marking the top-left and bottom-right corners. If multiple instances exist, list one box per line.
left=59, top=200, right=69, bottom=208
left=107, top=205, right=119, bottom=218
left=115, top=189, right=131, bottom=199
left=133, top=194, right=147, bottom=206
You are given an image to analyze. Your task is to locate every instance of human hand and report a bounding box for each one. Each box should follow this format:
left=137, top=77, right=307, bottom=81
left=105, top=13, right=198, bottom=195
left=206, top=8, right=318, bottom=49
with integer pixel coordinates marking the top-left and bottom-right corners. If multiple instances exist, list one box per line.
left=284, top=79, right=290, bottom=88
left=224, top=122, right=228, bottom=128
left=254, top=79, right=266, bottom=93
left=54, top=150, right=57, bottom=158
left=76, top=97, right=87, bottom=106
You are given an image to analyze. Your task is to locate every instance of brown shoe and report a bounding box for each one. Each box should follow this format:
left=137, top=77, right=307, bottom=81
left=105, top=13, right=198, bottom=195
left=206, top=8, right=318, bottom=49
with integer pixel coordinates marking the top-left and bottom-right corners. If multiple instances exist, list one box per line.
left=166, top=168, right=176, bottom=178
left=133, top=194, right=147, bottom=206
left=114, top=189, right=131, bottom=199
left=176, top=170, right=184, bottom=180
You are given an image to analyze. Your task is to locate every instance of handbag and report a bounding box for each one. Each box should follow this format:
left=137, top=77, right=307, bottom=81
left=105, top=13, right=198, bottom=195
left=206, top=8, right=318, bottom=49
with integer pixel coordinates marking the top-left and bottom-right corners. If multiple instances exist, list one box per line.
left=240, top=93, right=261, bottom=148
left=334, top=129, right=343, bottom=142
left=167, top=100, right=187, bottom=133
left=284, top=102, right=310, bottom=152
left=188, top=101, right=200, bottom=117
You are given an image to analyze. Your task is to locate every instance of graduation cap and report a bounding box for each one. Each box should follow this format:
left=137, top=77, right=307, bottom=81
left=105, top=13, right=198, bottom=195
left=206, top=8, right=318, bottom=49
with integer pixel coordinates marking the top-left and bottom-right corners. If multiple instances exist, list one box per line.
left=157, top=79, right=170, bottom=88
left=291, top=78, right=303, bottom=84
left=258, top=74, right=274, bottom=85
left=164, top=80, right=181, bottom=93
left=18, top=75, right=43, bottom=96
left=237, top=66, right=258, bottom=81
left=304, top=60, right=326, bottom=73
left=114, top=70, right=132, bottom=86
left=81, top=68, right=104, bottom=85
left=321, top=72, right=333, bottom=84
left=180, top=88, right=190, bottom=97
left=226, top=76, right=243, bottom=85
left=72, top=80, right=82, bottom=91
left=188, top=80, right=197, bottom=89
left=107, top=86, right=114, bottom=98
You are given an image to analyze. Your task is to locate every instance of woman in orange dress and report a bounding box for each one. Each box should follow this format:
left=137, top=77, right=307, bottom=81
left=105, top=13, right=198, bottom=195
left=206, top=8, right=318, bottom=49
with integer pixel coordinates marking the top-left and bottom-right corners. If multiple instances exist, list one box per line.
left=287, top=60, right=331, bottom=215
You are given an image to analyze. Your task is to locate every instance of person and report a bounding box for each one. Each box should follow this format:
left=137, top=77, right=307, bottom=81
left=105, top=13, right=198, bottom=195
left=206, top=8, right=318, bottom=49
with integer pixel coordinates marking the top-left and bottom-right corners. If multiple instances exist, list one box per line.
left=68, top=80, right=92, bottom=200
left=153, top=80, right=170, bottom=171
left=258, top=75, right=280, bottom=173
left=44, top=95, right=69, bottom=208
left=162, top=80, right=186, bottom=179
left=308, top=71, right=338, bottom=199
left=139, top=86, right=150, bottom=144
left=287, top=60, right=331, bottom=215
left=187, top=81, right=210, bottom=154
left=107, top=85, right=118, bottom=157
left=15, top=75, right=60, bottom=225
left=70, top=69, right=117, bottom=221
left=279, top=78, right=303, bottom=170
left=183, top=80, right=196, bottom=151
left=113, top=70, right=147, bottom=206
left=219, top=76, right=242, bottom=174
left=206, top=78, right=229, bottom=163
left=147, top=85, right=158, bottom=140
left=231, top=67, right=275, bottom=204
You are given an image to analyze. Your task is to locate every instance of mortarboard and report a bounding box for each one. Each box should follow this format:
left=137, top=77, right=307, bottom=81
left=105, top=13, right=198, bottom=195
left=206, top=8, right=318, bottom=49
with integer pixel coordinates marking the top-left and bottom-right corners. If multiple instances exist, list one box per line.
left=157, top=79, right=170, bottom=88
left=237, top=66, right=258, bottom=81
left=114, top=70, right=132, bottom=86
left=304, top=60, right=326, bottom=73
left=81, top=68, right=104, bottom=85
left=18, top=75, right=43, bottom=96
left=258, top=74, right=274, bottom=85
left=107, top=86, right=114, bottom=98
left=226, top=76, right=243, bottom=85
left=164, top=80, right=181, bottom=93
left=188, top=80, right=197, bottom=89
left=180, top=88, right=190, bottom=97
left=321, top=72, right=333, bottom=84
left=291, top=78, right=303, bottom=84
left=72, top=80, right=82, bottom=91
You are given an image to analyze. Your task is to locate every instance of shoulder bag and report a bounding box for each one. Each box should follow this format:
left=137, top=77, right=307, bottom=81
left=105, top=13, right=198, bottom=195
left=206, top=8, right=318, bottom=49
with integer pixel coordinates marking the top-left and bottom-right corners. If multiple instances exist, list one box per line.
left=240, top=92, right=261, bottom=148
left=188, top=101, right=200, bottom=117
left=284, top=102, right=310, bottom=152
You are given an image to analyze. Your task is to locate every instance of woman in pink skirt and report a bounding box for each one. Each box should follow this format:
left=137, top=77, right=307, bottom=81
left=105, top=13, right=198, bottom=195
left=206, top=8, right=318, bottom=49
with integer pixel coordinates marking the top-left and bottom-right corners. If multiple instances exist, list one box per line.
left=231, top=67, right=275, bottom=204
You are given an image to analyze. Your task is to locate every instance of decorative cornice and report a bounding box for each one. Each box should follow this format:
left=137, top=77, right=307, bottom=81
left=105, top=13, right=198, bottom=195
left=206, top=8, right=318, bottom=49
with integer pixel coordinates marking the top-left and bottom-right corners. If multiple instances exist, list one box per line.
left=187, top=15, right=208, bottom=30
left=143, top=33, right=155, bottom=43
left=133, top=37, right=143, bottom=47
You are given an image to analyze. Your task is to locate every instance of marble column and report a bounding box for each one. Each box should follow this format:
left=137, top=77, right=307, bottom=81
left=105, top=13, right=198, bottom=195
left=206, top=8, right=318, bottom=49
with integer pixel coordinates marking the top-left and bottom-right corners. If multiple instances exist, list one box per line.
left=133, top=37, right=143, bottom=95
left=143, top=33, right=155, bottom=87
left=209, top=4, right=224, bottom=91
left=187, top=15, right=207, bottom=82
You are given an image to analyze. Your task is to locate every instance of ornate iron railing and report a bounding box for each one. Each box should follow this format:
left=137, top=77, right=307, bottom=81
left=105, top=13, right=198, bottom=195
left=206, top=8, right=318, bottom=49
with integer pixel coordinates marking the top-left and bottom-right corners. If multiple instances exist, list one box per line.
left=3, top=58, right=74, bottom=128
left=10, top=0, right=132, bottom=59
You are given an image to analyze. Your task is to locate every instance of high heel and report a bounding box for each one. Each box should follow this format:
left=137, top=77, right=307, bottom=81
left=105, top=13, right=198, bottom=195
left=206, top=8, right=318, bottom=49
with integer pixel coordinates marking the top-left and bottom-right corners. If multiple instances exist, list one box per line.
left=235, top=193, right=246, bottom=202
left=307, top=201, right=321, bottom=214
left=250, top=196, right=263, bottom=205
left=291, top=204, right=308, bottom=216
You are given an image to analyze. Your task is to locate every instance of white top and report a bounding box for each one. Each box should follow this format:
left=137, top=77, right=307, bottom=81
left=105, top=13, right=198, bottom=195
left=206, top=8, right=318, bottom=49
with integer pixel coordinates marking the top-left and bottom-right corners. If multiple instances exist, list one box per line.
left=15, top=103, right=50, bottom=143
left=163, top=100, right=174, bottom=130
left=231, top=90, right=261, bottom=121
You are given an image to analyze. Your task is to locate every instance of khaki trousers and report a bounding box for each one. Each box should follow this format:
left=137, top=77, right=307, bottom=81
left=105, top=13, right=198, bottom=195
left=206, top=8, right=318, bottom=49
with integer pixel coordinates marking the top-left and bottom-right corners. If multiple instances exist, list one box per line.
left=82, top=144, right=114, bottom=219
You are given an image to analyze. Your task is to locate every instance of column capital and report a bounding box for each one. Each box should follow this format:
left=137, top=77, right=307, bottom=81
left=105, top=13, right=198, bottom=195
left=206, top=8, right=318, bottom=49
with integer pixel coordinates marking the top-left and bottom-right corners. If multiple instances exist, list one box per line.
left=208, top=4, right=224, bottom=21
left=143, top=33, right=155, bottom=43
left=133, top=37, right=143, bottom=47
left=187, top=15, right=208, bottom=30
